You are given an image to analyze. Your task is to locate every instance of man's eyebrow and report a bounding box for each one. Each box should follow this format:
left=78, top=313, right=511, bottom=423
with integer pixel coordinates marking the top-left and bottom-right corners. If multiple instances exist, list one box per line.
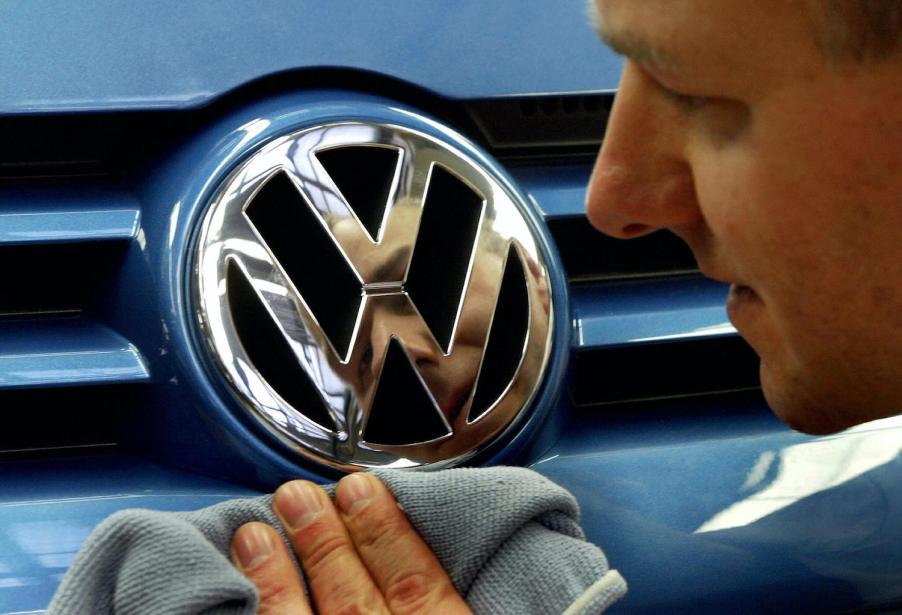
left=587, top=2, right=679, bottom=71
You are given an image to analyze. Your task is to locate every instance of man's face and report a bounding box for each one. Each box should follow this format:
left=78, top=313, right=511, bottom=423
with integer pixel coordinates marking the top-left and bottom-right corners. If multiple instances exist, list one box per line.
left=587, top=0, right=902, bottom=434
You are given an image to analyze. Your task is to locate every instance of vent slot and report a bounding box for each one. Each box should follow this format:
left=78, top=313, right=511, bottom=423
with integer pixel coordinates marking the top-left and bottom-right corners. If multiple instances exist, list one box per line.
left=0, top=242, right=128, bottom=319
left=0, top=111, right=197, bottom=180
left=245, top=171, right=363, bottom=359
left=0, top=385, right=140, bottom=455
left=363, top=337, right=451, bottom=446
left=406, top=165, right=485, bottom=353
left=0, top=114, right=140, bottom=180
left=315, top=146, right=400, bottom=241
left=469, top=244, right=530, bottom=422
left=573, top=335, right=760, bottom=406
left=548, top=218, right=698, bottom=282
left=227, top=262, right=335, bottom=431
left=0, top=115, right=119, bottom=179
left=466, top=94, right=611, bottom=161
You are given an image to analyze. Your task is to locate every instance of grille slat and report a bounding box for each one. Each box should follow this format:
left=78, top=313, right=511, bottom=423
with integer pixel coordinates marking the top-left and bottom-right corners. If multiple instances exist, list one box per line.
left=0, top=180, right=140, bottom=318
left=573, top=278, right=735, bottom=349
left=0, top=181, right=139, bottom=245
left=0, top=172, right=147, bottom=456
left=0, top=320, right=149, bottom=390
left=570, top=278, right=760, bottom=405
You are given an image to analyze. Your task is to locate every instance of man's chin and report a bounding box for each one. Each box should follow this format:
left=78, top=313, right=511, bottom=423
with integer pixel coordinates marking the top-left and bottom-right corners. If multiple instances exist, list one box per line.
left=760, top=362, right=857, bottom=435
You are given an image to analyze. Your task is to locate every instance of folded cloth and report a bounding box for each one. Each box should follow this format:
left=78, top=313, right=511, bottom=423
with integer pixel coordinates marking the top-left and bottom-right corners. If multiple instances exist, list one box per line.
left=47, top=466, right=626, bottom=615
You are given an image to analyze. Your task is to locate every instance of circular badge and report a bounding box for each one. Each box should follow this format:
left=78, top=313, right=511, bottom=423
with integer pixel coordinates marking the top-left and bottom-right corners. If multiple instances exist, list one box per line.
left=194, top=120, right=554, bottom=469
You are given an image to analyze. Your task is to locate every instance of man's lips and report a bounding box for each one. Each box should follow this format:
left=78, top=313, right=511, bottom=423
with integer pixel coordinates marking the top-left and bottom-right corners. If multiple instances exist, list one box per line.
left=694, top=260, right=763, bottom=325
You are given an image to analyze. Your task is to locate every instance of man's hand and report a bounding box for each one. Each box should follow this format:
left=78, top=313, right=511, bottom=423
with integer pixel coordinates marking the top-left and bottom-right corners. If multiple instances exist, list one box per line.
left=229, top=473, right=473, bottom=614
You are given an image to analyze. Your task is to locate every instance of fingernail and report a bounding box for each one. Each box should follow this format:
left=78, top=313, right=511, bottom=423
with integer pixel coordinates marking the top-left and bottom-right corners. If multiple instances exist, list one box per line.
left=337, top=473, right=374, bottom=516
left=276, top=481, right=324, bottom=530
left=233, top=524, right=274, bottom=570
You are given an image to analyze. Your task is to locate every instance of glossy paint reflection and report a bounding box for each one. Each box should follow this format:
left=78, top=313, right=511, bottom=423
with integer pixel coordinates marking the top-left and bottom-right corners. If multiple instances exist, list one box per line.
left=0, top=320, right=149, bottom=390
left=537, top=405, right=902, bottom=613
left=696, top=416, right=902, bottom=533
left=0, top=455, right=259, bottom=613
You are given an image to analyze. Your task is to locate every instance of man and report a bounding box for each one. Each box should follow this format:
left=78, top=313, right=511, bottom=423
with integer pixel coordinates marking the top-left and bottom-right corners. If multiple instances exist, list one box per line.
left=230, top=2, right=902, bottom=612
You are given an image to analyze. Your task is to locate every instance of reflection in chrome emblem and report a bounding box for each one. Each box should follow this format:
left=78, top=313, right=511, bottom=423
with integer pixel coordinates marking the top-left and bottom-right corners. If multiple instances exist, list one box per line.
left=194, top=121, right=553, bottom=470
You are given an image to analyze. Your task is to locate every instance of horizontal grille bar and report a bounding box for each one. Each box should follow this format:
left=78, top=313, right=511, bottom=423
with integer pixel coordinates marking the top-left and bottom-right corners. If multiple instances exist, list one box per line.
left=572, top=278, right=734, bottom=349
left=0, top=320, right=149, bottom=389
left=0, top=181, right=139, bottom=245
left=509, top=164, right=589, bottom=219
left=570, top=278, right=758, bottom=405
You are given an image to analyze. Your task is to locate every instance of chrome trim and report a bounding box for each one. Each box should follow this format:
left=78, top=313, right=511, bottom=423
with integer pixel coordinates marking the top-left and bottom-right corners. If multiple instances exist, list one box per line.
left=194, top=121, right=553, bottom=470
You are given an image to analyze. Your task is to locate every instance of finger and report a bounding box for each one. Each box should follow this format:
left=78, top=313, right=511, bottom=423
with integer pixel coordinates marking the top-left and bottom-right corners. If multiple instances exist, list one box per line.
left=230, top=522, right=313, bottom=615
left=336, top=473, right=472, bottom=615
left=273, top=480, right=390, bottom=615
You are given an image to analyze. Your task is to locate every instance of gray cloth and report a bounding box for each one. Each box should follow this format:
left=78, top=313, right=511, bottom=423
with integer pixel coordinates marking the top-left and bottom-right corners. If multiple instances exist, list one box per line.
left=47, top=466, right=626, bottom=614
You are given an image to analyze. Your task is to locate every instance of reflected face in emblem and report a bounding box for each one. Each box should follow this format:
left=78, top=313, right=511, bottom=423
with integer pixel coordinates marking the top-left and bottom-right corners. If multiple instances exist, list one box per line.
left=329, top=199, right=552, bottom=462
left=331, top=203, right=504, bottom=425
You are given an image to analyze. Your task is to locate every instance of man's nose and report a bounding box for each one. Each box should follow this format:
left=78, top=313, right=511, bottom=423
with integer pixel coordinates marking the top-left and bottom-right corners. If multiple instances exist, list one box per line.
left=585, top=62, right=701, bottom=239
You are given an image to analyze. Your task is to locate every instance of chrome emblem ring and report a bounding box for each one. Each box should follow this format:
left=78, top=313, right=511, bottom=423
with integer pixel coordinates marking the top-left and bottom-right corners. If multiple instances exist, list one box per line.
left=194, top=120, right=554, bottom=470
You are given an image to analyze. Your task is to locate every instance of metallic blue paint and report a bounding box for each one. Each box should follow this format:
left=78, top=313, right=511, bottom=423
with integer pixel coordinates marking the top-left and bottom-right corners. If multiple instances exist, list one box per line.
left=0, top=184, right=139, bottom=245
left=535, top=412, right=902, bottom=614
left=0, top=455, right=259, bottom=614
left=0, top=320, right=148, bottom=389
left=512, top=164, right=596, bottom=220
left=573, top=278, right=737, bottom=349
left=0, top=0, right=623, bottom=114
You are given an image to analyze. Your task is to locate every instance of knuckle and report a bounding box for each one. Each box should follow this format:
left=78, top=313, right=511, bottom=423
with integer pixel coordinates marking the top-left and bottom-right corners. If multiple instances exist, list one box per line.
left=353, top=513, right=408, bottom=552
left=301, top=530, right=352, bottom=572
left=322, top=585, right=387, bottom=615
left=383, top=571, right=440, bottom=613
left=331, top=602, right=381, bottom=615
left=255, top=581, right=295, bottom=612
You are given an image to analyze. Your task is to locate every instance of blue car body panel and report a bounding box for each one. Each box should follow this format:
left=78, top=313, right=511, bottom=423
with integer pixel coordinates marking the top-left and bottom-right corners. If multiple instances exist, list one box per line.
left=1, top=2, right=900, bottom=614
left=0, top=0, right=622, bottom=113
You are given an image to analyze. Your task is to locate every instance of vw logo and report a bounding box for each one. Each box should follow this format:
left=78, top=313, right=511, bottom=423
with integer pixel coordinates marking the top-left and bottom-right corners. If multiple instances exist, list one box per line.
left=193, top=120, right=554, bottom=470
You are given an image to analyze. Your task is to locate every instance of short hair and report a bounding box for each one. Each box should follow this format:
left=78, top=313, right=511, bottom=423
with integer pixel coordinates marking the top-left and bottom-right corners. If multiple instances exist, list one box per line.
left=809, top=0, right=902, bottom=62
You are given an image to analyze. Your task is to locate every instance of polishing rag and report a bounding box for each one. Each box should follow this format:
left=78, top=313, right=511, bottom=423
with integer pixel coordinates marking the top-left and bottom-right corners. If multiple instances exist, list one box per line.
left=47, top=466, right=626, bottom=614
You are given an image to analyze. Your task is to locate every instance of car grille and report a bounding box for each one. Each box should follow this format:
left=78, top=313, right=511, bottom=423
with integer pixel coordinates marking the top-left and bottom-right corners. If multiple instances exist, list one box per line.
left=0, top=94, right=759, bottom=457
left=0, top=130, right=150, bottom=455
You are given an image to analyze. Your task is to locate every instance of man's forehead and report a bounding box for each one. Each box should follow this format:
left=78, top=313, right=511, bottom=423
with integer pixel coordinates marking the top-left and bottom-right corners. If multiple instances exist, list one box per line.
left=588, top=0, right=816, bottom=87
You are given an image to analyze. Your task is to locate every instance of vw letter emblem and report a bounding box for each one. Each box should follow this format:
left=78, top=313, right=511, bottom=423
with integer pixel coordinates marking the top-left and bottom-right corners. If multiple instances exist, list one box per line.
left=194, top=120, right=554, bottom=470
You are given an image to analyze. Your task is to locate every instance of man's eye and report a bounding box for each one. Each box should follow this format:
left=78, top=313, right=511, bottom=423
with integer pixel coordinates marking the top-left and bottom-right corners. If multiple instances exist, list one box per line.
left=357, top=344, right=373, bottom=380
left=361, top=345, right=373, bottom=367
left=658, top=83, right=750, bottom=142
left=662, top=85, right=709, bottom=112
